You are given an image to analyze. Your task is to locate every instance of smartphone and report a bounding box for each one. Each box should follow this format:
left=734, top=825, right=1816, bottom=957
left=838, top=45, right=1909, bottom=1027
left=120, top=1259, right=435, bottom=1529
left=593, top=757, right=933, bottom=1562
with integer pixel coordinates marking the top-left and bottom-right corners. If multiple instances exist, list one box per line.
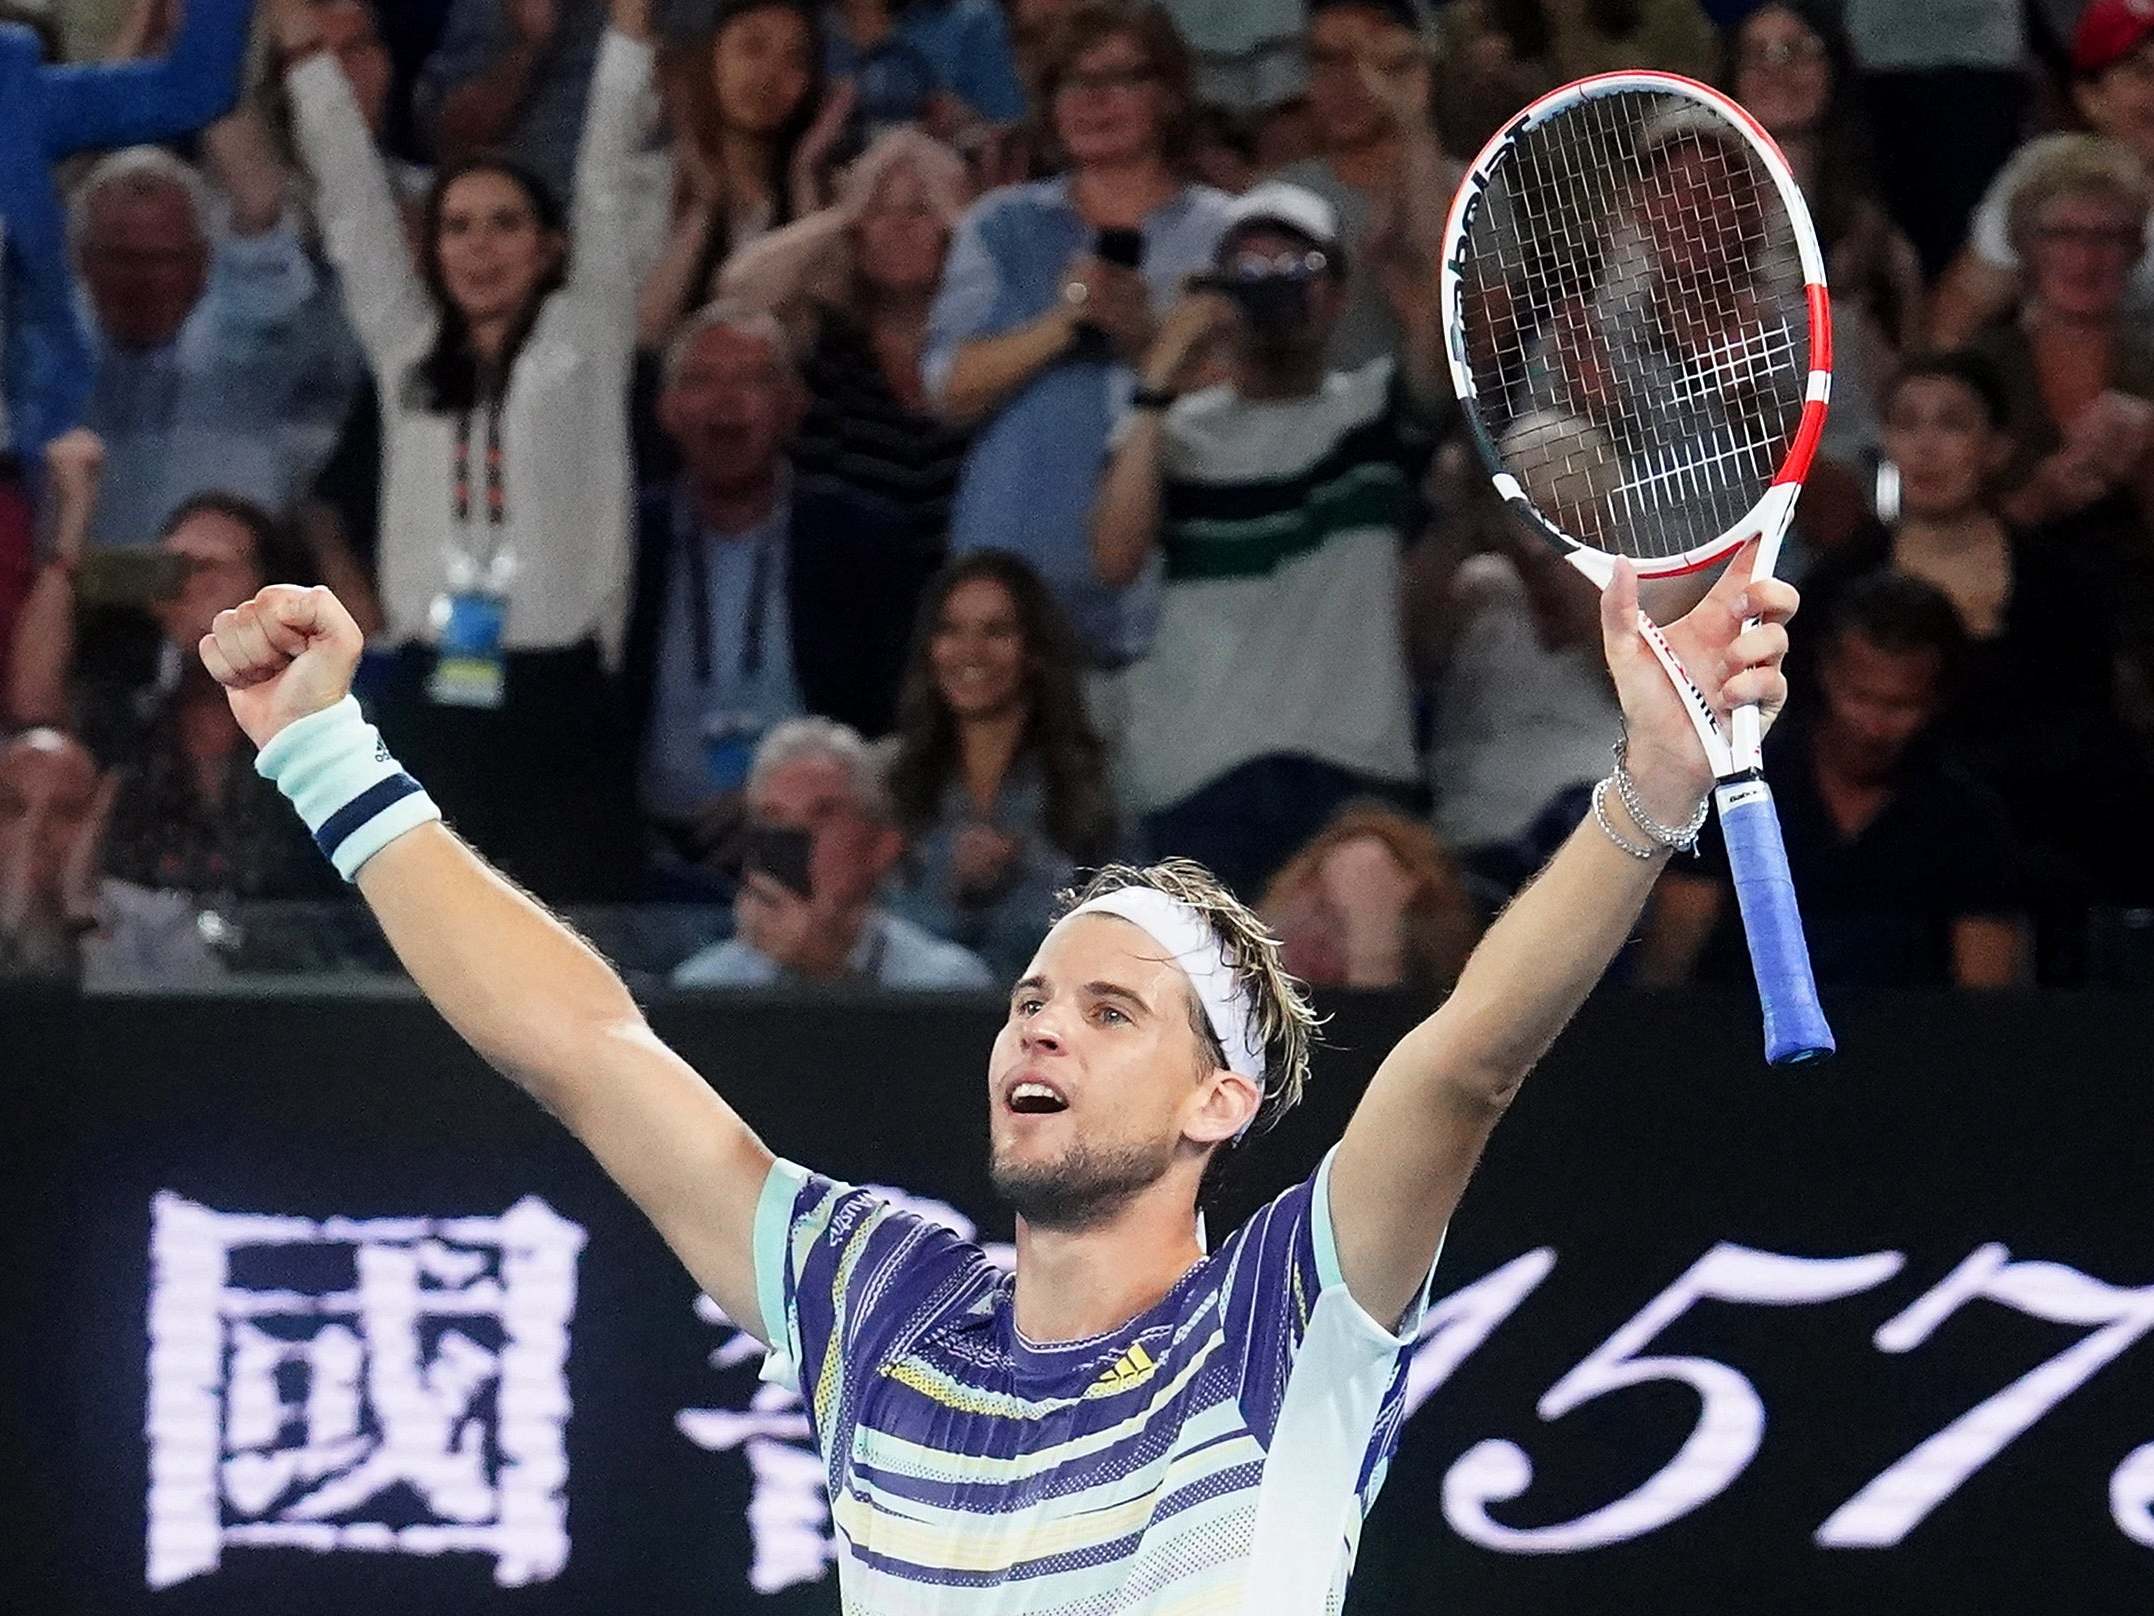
left=740, top=823, right=814, bottom=899
left=1095, top=227, right=1144, bottom=269
left=76, top=546, right=188, bottom=609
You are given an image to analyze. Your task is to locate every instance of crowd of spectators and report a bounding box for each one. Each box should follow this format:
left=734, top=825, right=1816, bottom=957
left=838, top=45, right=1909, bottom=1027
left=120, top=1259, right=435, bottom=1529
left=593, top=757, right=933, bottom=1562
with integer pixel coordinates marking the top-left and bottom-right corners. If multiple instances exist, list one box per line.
left=6, top=0, right=2154, bottom=997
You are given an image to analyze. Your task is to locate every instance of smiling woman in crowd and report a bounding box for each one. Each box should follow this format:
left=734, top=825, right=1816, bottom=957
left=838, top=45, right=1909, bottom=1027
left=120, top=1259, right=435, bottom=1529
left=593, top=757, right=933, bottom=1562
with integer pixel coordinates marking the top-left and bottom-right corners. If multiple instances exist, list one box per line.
left=886, top=551, right=1116, bottom=979
left=270, top=0, right=654, bottom=899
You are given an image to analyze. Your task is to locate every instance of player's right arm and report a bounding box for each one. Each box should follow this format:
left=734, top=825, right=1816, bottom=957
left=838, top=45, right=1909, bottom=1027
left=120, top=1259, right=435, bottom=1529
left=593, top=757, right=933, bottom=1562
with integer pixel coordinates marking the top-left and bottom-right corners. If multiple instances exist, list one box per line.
left=199, top=584, right=779, bottom=1346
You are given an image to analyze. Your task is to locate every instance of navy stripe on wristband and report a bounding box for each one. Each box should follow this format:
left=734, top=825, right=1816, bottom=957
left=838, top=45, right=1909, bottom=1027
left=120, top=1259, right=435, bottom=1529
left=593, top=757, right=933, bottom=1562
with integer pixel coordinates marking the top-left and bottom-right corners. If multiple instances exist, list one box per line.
left=314, top=772, right=424, bottom=864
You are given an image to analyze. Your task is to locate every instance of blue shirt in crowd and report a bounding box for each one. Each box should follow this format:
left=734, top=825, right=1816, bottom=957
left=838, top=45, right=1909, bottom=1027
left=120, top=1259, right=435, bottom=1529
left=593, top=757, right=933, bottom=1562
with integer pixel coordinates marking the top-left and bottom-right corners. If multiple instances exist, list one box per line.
left=0, top=0, right=252, bottom=467
left=641, top=483, right=805, bottom=821
left=84, top=226, right=344, bottom=547
left=924, top=177, right=1232, bottom=666
left=672, top=907, right=993, bottom=988
left=823, top=0, right=1028, bottom=127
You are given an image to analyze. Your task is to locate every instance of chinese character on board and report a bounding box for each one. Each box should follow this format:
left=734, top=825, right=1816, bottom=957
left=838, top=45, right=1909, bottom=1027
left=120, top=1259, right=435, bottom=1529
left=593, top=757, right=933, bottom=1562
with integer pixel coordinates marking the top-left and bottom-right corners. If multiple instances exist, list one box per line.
left=144, top=1192, right=586, bottom=1590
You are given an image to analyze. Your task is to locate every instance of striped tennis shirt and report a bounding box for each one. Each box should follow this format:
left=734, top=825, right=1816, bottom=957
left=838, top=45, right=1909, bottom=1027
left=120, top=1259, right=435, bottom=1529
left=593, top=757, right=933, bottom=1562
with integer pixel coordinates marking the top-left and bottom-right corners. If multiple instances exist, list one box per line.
left=751, top=1147, right=1439, bottom=1614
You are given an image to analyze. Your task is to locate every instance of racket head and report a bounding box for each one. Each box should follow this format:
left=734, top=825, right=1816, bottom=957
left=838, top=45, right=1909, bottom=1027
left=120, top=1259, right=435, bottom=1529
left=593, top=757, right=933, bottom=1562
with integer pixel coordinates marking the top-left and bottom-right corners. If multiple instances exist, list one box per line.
left=1439, top=72, right=1831, bottom=580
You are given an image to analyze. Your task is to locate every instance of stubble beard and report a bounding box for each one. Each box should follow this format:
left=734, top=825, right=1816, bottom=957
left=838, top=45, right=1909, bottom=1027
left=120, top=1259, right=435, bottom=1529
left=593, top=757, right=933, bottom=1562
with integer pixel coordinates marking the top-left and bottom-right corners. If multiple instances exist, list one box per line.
left=989, top=1131, right=1175, bottom=1231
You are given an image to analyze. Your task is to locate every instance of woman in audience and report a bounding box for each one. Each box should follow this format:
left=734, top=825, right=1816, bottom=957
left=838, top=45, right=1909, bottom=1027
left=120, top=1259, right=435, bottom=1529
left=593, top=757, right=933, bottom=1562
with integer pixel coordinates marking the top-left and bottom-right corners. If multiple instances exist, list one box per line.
left=925, top=0, right=1234, bottom=668
left=1968, top=136, right=2154, bottom=529
left=885, top=551, right=1116, bottom=980
left=637, top=0, right=843, bottom=351
left=271, top=0, right=652, bottom=900
left=720, top=127, right=975, bottom=551
left=1260, top=802, right=1481, bottom=996
left=1725, top=0, right=1924, bottom=469
left=1797, top=351, right=2143, bottom=947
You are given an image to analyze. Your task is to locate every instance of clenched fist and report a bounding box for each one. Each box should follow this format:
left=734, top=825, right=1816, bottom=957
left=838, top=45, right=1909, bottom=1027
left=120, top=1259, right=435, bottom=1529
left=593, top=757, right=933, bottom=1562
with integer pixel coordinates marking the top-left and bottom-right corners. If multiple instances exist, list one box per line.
left=198, top=585, right=366, bottom=750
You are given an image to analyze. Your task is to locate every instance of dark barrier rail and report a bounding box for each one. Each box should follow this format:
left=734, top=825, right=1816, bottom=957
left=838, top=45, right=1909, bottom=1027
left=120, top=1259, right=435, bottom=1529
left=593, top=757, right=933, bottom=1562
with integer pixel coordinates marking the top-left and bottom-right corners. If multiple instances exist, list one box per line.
left=7, top=987, right=2152, bottom=1613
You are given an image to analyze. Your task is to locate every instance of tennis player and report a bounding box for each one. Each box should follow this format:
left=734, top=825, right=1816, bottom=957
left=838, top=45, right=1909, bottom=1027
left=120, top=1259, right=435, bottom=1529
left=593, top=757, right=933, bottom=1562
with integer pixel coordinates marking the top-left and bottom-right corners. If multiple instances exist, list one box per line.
left=201, top=555, right=1794, bottom=1613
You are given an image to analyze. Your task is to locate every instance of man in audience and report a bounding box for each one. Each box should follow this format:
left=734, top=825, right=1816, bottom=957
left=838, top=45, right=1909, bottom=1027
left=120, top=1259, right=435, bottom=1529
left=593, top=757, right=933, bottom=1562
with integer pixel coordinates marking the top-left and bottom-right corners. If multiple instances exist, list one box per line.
left=0, top=723, right=223, bottom=984
left=1637, top=570, right=2029, bottom=991
left=72, top=147, right=328, bottom=547
left=1270, top=0, right=1454, bottom=370
left=1930, top=0, right=2154, bottom=344
left=672, top=716, right=994, bottom=987
left=1093, top=181, right=1437, bottom=895
left=628, top=302, right=936, bottom=873
left=416, top=0, right=611, bottom=201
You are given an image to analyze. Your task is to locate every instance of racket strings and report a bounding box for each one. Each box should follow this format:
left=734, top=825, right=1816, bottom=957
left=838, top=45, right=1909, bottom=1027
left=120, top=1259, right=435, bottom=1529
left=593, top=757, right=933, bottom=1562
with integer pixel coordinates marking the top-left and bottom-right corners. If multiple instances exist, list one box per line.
left=1459, top=89, right=1808, bottom=562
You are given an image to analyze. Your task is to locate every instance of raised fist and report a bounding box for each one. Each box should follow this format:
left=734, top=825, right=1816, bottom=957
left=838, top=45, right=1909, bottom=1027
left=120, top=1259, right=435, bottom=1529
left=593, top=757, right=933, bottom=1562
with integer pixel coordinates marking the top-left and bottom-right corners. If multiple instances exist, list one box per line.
left=198, top=585, right=366, bottom=749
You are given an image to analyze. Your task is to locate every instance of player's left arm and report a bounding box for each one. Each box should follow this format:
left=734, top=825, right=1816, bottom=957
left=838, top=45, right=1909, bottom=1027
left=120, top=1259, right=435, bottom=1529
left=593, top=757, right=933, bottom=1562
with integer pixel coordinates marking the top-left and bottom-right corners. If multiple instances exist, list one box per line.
left=1328, top=550, right=1799, bottom=1327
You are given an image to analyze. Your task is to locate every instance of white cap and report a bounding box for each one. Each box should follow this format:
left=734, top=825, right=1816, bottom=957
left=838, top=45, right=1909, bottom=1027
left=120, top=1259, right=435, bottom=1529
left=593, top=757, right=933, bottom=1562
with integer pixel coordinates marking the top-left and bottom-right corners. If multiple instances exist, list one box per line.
left=1220, top=181, right=1341, bottom=250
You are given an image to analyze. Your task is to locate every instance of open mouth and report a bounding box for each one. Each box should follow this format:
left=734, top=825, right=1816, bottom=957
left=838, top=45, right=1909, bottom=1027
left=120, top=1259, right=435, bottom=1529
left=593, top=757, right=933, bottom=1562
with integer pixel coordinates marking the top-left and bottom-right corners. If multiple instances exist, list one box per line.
left=1006, top=1080, right=1069, bottom=1115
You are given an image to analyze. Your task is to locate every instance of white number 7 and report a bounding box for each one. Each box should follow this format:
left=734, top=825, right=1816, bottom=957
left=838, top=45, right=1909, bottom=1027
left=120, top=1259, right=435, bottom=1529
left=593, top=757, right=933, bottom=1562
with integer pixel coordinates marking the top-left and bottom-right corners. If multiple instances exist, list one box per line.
left=1816, top=1244, right=2154, bottom=1547
left=1445, top=1243, right=1905, bottom=1552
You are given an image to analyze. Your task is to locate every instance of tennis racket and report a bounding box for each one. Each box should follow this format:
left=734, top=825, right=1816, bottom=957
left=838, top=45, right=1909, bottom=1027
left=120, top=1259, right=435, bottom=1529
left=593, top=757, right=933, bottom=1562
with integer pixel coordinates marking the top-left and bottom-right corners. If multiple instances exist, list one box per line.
left=1438, top=71, right=1835, bottom=1066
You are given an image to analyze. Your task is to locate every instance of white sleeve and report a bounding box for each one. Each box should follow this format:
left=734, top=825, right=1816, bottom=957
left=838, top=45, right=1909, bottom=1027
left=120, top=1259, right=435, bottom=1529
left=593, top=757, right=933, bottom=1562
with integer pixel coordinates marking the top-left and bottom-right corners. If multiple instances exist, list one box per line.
left=287, top=53, right=434, bottom=371
left=563, top=28, right=656, bottom=335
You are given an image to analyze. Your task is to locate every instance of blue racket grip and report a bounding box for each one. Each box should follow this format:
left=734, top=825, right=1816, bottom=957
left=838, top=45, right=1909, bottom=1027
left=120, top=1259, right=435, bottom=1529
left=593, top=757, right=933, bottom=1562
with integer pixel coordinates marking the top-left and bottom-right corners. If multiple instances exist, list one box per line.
left=1714, top=778, right=1836, bottom=1066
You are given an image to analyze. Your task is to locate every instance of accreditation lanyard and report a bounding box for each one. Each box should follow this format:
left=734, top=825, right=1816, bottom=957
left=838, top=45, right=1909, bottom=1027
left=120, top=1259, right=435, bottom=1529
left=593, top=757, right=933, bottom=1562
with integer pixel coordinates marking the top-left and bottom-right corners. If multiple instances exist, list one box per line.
left=448, top=387, right=511, bottom=589
left=681, top=500, right=781, bottom=689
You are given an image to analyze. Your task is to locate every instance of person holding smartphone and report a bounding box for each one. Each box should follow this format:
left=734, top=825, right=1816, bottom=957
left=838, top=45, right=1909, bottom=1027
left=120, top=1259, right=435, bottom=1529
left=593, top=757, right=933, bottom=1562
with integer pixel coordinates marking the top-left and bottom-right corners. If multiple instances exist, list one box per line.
left=4, top=431, right=335, bottom=912
left=670, top=717, right=993, bottom=987
left=924, top=0, right=1233, bottom=670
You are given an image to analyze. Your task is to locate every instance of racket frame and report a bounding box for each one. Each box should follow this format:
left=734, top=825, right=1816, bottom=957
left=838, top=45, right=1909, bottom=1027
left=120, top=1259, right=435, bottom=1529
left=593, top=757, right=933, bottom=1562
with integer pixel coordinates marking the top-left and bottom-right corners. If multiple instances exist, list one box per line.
left=1439, top=70, right=1837, bottom=1064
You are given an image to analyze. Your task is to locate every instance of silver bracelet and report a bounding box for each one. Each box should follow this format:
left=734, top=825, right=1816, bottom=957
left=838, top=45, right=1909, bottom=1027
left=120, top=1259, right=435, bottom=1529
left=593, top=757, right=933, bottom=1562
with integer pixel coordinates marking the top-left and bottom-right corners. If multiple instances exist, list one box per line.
left=1591, top=776, right=1658, bottom=861
left=1611, top=734, right=1709, bottom=854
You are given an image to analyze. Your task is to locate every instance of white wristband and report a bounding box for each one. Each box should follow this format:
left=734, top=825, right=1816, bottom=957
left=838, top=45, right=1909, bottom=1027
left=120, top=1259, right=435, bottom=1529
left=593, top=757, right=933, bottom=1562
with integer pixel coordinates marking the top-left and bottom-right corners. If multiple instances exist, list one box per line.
left=254, top=695, right=441, bottom=881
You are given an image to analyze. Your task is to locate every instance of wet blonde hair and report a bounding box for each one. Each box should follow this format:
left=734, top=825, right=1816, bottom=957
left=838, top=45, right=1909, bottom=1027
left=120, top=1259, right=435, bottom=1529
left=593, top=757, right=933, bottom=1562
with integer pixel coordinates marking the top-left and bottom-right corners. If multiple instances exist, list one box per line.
left=1058, top=859, right=1322, bottom=1141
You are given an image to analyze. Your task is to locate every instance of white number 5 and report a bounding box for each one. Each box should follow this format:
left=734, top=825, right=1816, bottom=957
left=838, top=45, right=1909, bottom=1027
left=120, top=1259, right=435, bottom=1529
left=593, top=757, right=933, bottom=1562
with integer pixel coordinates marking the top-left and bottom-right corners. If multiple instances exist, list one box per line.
left=1444, top=1243, right=1905, bottom=1553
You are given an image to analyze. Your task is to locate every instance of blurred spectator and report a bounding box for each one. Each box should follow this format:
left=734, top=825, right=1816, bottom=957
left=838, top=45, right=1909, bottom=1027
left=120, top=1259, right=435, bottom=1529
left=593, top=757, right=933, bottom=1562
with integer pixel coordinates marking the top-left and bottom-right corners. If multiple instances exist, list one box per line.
left=1413, top=522, right=1621, bottom=879
left=1540, top=0, right=1717, bottom=81
left=0, top=0, right=251, bottom=474
left=71, top=144, right=330, bottom=548
left=276, top=0, right=655, bottom=900
left=1639, top=570, right=2029, bottom=990
left=821, top=0, right=1028, bottom=141
left=417, top=0, right=611, bottom=201
left=1260, top=800, right=1481, bottom=994
left=627, top=302, right=937, bottom=869
left=1156, top=0, right=1304, bottom=112
left=1271, top=0, right=1457, bottom=371
left=885, top=551, right=1115, bottom=978
left=0, top=727, right=110, bottom=979
left=637, top=0, right=842, bottom=350
left=1843, top=0, right=2028, bottom=276
left=1724, top=0, right=1923, bottom=469
left=1798, top=351, right=2141, bottom=949
left=5, top=440, right=336, bottom=904
left=967, top=0, right=1079, bottom=186
left=927, top=0, right=1233, bottom=668
left=1930, top=0, right=2154, bottom=346
left=672, top=715, right=994, bottom=985
left=719, top=127, right=974, bottom=550
left=1432, top=0, right=1561, bottom=157
left=1966, top=136, right=2154, bottom=529
left=1094, top=182, right=1434, bottom=894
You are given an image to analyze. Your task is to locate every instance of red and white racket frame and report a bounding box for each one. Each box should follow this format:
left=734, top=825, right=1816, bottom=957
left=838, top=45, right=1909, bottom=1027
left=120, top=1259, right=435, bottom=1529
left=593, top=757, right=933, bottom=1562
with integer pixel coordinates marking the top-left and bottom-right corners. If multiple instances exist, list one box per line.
left=1437, top=69, right=1833, bottom=779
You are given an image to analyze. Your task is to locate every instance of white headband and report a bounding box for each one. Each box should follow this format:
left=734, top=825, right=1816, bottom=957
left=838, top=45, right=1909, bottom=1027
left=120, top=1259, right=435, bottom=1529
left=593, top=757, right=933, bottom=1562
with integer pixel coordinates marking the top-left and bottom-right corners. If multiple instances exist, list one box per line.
left=1053, top=888, right=1267, bottom=1134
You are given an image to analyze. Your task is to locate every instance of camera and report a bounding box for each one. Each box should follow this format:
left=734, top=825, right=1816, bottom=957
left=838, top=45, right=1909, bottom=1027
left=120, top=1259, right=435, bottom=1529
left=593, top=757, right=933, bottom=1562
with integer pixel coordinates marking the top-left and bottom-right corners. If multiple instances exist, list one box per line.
left=1193, top=247, right=1333, bottom=338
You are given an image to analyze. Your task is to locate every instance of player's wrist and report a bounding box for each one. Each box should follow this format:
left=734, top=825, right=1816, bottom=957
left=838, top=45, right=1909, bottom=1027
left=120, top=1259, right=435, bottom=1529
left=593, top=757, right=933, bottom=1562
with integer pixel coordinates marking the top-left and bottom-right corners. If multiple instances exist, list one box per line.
left=255, top=696, right=442, bottom=881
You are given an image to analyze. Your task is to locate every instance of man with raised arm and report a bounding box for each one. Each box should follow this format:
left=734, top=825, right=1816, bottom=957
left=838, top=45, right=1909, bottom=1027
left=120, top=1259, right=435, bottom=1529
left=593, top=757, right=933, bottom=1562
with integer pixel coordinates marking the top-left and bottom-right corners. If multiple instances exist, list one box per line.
left=200, top=548, right=1796, bottom=1613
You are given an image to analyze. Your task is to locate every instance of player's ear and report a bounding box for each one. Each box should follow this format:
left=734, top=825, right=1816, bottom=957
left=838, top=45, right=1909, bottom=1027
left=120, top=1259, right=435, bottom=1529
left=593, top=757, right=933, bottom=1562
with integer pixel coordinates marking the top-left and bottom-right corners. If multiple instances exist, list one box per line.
left=1185, top=1070, right=1260, bottom=1148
